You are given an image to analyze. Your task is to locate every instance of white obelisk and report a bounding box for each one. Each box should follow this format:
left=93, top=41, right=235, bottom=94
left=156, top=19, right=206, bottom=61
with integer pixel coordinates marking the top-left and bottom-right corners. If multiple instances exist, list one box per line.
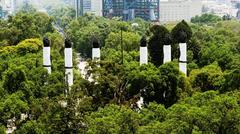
left=163, top=45, right=171, bottom=63
left=43, top=37, right=51, bottom=74
left=179, top=43, right=187, bottom=76
left=140, top=36, right=148, bottom=65
left=92, top=39, right=100, bottom=61
left=65, top=39, right=73, bottom=87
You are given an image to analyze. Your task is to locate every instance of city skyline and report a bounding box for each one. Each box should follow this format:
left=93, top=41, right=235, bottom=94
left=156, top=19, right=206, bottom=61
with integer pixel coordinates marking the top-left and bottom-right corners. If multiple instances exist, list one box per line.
left=1, top=0, right=240, bottom=21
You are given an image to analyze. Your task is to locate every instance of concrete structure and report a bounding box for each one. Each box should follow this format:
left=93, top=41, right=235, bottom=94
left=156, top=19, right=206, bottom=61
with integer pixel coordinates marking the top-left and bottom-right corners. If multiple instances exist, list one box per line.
left=179, top=43, right=187, bottom=76
left=91, top=0, right=102, bottom=16
left=92, top=39, right=100, bottom=61
left=202, top=0, right=238, bottom=17
left=140, top=47, right=148, bottom=65
left=65, top=39, right=74, bottom=88
left=82, top=0, right=91, bottom=14
left=163, top=45, right=171, bottom=63
left=0, top=0, right=16, bottom=18
left=43, top=37, right=51, bottom=74
left=75, top=0, right=102, bottom=17
left=160, top=0, right=202, bottom=23
left=140, top=36, right=148, bottom=65
left=103, top=0, right=160, bottom=21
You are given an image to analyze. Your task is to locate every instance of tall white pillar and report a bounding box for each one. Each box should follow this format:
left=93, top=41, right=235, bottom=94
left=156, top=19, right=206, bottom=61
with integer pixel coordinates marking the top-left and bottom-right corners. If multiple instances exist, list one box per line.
left=65, top=39, right=73, bottom=87
left=92, top=39, right=100, bottom=61
left=43, top=37, right=51, bottom=74
left=140, top=47, right=148, bottom=65
left=163, top=45, right=171, bottom=63
left=179, top=43, right=187, bottom=76
left=140, top=36, right=148, bottom=65
left=139, top=36, right=148, bottom=109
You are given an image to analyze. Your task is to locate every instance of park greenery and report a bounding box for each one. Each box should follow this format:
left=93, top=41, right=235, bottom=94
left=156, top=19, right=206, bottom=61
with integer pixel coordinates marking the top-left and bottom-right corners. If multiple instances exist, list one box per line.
left=0, top=6, right=240, bottom=133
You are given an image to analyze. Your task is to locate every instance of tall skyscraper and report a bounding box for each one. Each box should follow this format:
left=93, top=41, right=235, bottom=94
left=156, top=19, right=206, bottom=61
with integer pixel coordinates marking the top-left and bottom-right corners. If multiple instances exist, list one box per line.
left=74, top=0, right=102, bottom=17
left=102, top=0, right=160, bottom=21
left=91, top=0, right=102, bottom=16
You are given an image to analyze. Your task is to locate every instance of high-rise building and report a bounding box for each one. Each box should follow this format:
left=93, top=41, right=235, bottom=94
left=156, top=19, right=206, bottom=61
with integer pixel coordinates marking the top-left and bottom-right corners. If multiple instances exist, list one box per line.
left=202, top=0, right=238, bottom=17
left=83, top=0, right=91, bottom=13
left=160, top=0, right=202, bottom=23
left=91, top=0, right=102, bottom=16
left=74, top=0, right=102, bottom=17
left=0, top=0, right=16, bottom=18
left=102, top=0, right=160, bottom=21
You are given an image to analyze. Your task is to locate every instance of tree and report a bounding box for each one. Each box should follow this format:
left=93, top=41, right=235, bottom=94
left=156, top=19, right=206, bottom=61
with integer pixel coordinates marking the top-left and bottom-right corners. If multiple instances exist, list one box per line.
left=101, top=48, right=139, bottom=64
left=191, top=14, right=222, bottom=24
left=171, top=20, right=192, bottom=43
left=0, top=7, right=240, bottom=133
left=199, top=43, right=233, bottom=70
left=105, top=31, right=141, bottom=52
left=84, top=61, right=128, bottom=107
left=189, top=63, right=225, bottom=92
left=66, top=14, right=134, bottom=58
left=138, top=91, right=240, bottom=133
left=16, top=39, right=43, bottom=56
left=0, top=11, right=54, bottom=45
left=0, top=92, right=29, bottom=126
left=140, top=103, right=167, bottom=125
left=0, top=125, right=6, bottom=134
left=3, top=66, right=27, bottom=94
left=45, top=32, right=64, bottom=51
left=126, top=62, right=189, bottom=107
left=143, top=62, right=187, bottom=107
left=223, top=69, right=240, bottom=92
left=67, top=22, right=102, bottom=58
left=48, top=7, right=75, bottom=29
left=15, top=120, right=45, bottom=134
left=87, top=105, right=140, bottom=134
left=148, top=25, right=170, bottom=66
left=222, top=14, right=232, bottom=21
left=171, top=20, right=192, bottom=60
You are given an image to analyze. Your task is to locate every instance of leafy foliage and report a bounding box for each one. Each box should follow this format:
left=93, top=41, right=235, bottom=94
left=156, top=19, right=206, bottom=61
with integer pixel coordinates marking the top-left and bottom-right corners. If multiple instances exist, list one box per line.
left=171, top=20, right=192, bottom=43
left=191, top=14, right=222, bottom=24
left=148, top=25, right=170, bottom=66
left=0, top=10, right=54, bottom=46
left=0, top=8, right=240, bottom=134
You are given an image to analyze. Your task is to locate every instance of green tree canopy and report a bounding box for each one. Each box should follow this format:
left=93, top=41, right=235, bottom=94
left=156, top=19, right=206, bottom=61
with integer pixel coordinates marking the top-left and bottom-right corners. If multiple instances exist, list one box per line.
left=191, top=14, right=222, bottom=24
left=148, top=25, right=170, bottom=66
left=171, top=20, right=192, bottom=43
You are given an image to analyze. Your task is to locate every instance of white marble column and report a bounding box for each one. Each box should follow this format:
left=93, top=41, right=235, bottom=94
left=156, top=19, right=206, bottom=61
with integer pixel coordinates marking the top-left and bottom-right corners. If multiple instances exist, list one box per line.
left=43, top=37, right=51, bottom=74
left=65, top=39, right=73, bottom=87
left=179, top=43, right=187, bottom=76
left=140, top=36, right=148, bottom=65
left=140, top=47, right=148, bottom=65
left=92, top=39, right=100, bottom=61
left=92, top=48, right=100, bottom=61
left=163, top=45, right=171, bottom=63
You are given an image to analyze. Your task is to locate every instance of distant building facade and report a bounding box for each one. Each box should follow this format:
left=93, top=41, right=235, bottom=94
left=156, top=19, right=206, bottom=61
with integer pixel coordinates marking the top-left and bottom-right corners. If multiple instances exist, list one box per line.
left=0, top=0, right=16, bottom=18
left=102, top=0, right=160, bottom=21
left=160, top=0, right=202, bottom=23
left=202, top=0, right=238, bottom=17
left=237, top=9, right=240, bottom=20
left=74, top=0, right=102, bottom=17
left=91, top=0, right=102, bottom=16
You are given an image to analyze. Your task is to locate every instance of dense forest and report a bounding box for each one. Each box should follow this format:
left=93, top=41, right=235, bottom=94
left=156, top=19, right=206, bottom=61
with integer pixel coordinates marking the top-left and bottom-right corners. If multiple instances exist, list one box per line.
left=0, top=5, right=240, bottom=134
